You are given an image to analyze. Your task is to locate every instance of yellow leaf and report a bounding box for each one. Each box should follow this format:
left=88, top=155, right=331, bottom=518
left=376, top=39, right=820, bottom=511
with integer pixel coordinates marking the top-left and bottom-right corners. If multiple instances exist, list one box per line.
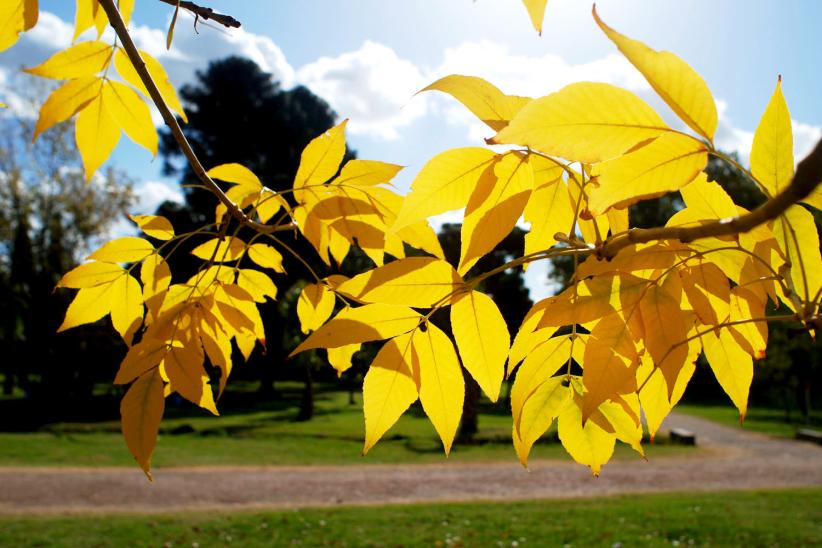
left=25, top=40, right=113, bottom=79
left=89, top=236, right=154, bottom=263
left=57, top=261, right=124, bottom=288
left=327, top=344, right=360, bottom=377
left=639, top=282, right=691, bottom=396
left=750, top=78, right=793, bottom=198
left=413, top=322, right=464, bottom=455
left=237, top=269, right=277, bottom=303
left=336, top=257, right=463, bottom=308
left=637, top=351, right=696, bottom=440
left=514, top=378, right=570, bottom=466
left=593, top=6, right=718, bottom=141
left=363, top=333, right=418, bottom=454
left=392, top=148, right=497, bottom=232
left=294, top=119, right=348, bottom=195
left=491, top=82, right=669, bottom=164
left=247, top=243, right=285, bottom=273
left=558, top=395, right=615, bottom=476
left=110, top=273, right=143, bottom=345
left=581, top=313, right=637, bottom=422
left=206, top=163, right=262, bottom=189
left=702, top=328, right=752, bottom=419
left=588, top=132, right=707, bottom=214
left=599, top=395, right=644, bottom=456
left=34, top=76, right=102, bottom=139
left=524, top=164, right=571, bottom=261
left=420, top=75, right=531, bottom=131
left=521, top=0, right=548, bottom=34
left=459, top=152, right=533, bottom=274
left=291, top=304, right=421, bottom=356
left=396, top=222, right=446, bottom=260
left=333, top=159, right=403, bottom=187
left=511, top=335, right=574, bottom=431
left=0, top=0, right=36, bottom=52
left=75, top=93, right=120, bottom=181
left=129, top=215, right=174, bottom=241
left=120, top=368, right=164, bottom=480
left=58, top=282, right=114, bottom=332
left=190, top=237, right=245, bottom=262
left=728, top=287, right=768, bottom=360
left=256, top=189, right=289, bottom=223
left=73, top=0, right=98, bottom=41
left=296, top=283, right=335, bottom=334
left=115, top=337, right=169, bottom=385
left=773, top=205, right=822, bottom=306
left=679, top=263, right=730, bottom=326
left=140, top=254, right=170, bottom=321
left=114, top=47, right=188, bottom=122
left=102, top=80, right=158, bottom=156
left=162, top=342, right=217, bottom=414
left=451, top=290, right=509, bottom=402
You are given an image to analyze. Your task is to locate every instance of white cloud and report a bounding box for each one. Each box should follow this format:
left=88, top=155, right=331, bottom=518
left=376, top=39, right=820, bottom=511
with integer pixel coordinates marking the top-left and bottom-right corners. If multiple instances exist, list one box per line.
left=297, top=41, right=427, bottom=140
left=132, top=180, right=184, bottom=215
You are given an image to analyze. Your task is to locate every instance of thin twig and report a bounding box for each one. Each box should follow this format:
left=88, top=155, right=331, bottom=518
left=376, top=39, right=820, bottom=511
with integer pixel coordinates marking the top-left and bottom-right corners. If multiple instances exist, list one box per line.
left=156, top=0, right=241, bottom=28
left=598, top=137, right=822, bottom=259
left=99, top=0, right=290, bottom=235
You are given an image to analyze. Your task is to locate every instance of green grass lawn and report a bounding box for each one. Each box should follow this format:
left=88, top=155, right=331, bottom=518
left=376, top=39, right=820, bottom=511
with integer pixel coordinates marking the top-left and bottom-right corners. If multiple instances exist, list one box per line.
left=1, top=489, right=819, bottom=547
left=0, top=384, right=691, bottom=467
left=677, top=403, right=822, bottom=439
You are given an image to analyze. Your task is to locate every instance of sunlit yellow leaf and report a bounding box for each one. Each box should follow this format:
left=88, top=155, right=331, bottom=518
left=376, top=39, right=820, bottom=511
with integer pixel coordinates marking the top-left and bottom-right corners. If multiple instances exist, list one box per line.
left=750, top=78, right=793, bottom=198
left=293, top=119, right=348, bottom=196
left=420, top=74, right=531, bottom=131
left=190, top=237, right=245, bottom=262
left=558, top=394, right=615, bottom=476
left=336, top=257, right=463, bottom=308
left=75, top=93, right=120, bottom=181
left=593, top=6, right=717, bottom=141
left=237, top=269, right=277, bottom=303
left=162, top=341, right=217, bottom=415
left=599, top=395, right=644, bottom=456
left=363, top=333, right=418, bottom=454
left=140, top=254, right=170, bottom=322
left=679, top=263, right=730, bottom=326
left=206, top=163, right=262, bottom=189
left=25, top=40, right=113, bottom=79
left=33, top=76, right=102, bottom=139
left=119, top=0, right=135, bottom=26
left=702, top=327, right=752, bottom=419
left=291, top=304, right=421, bottom=356
left=89, top=236, right=154, bottom=263
left=129, top=215, right=174, bottom=241
left=327, top=344, right=360, bottom=377
left=247, top=243, right=285, bottom=273
left=396, top=222, right=446, bottom=260
left=728, top=287, right=768, bottom=360
left=514, top=378, right=570, bottom=466
left=451, top=290, right=508, bottom=402
left=588, top=132, right=707, bottom=214
left=511, top=335, right=573, bottom=431
left=459, top=152, right=533, bottom=274
left=521, top=0, right=548, bottom=34
left=413, top=322, right=464, bottom=455
left=392, top=148, right=497, bottom=232
left=332, top=159, right=403, bottom=187
left=58, top=282, right=114, bottom=332
left=582, top=313, right=637, bottom=422
left=114, top=47, right=188, bottom=122
left=57, top=261, right=124, bottom=288
left=639, top=281, right=691, bottom=395
left=102, top=80, right=158, bottom=156
left=110, top=273, right=143, bottom=345
left=120, top=368, right=164, bottom=480
left=296, top=283, right=335, bottom=334
left=637, top=349, right=696, bottom=440
left=523, top=161, right=571, bottom=261
left=0, top=0, right=37, bottom=52
left=773, top=205, right=822, bottom=306
left=491, top=82, right=669, bottom=163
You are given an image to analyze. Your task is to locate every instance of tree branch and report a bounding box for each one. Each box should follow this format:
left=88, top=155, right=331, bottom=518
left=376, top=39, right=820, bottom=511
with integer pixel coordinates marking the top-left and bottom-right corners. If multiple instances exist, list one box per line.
left=99, top=0, right=289, bottom=235
left=599, top=137, right=822, bottom=259
left=156, top=0, right=241, bottom=29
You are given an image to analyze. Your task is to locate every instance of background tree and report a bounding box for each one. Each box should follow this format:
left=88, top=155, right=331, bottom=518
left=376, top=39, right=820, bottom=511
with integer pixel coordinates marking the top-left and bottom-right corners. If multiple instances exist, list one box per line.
left=0, top=90, right=132, bottom=414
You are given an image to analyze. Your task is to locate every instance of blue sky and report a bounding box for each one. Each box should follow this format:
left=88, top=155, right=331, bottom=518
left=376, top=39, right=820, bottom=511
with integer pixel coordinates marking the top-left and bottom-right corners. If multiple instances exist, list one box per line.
left=2, top=0, right=820, bottom=299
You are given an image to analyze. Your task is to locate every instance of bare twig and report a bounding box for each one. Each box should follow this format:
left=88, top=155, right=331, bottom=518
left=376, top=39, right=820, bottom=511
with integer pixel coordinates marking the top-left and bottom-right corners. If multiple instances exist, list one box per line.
left=156, top=0, right=241, bottom=28
left=599, top=138, right=822, bottom=259
left=99, top=0, right=291, bottom=235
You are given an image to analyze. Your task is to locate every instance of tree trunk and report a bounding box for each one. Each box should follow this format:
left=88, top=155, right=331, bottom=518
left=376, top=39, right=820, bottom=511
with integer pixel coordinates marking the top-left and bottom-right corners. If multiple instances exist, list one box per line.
left=297, top=364, right=314, bottom=421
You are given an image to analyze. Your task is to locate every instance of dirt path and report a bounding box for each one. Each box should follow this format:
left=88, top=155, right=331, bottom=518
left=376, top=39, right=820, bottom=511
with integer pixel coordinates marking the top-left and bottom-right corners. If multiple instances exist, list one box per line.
left=1, top=412, right=821, bottom=515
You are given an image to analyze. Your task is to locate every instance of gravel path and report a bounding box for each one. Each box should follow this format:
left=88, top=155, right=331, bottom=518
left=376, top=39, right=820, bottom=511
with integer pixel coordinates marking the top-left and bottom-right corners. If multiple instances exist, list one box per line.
left=1, top=412, right=821, bottom=515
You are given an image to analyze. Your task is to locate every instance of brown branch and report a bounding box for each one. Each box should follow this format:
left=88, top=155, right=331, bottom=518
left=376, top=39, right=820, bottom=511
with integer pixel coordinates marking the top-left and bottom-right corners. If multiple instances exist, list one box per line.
left=99, top=0, right=291, bottom=235
left=599, top=137, right=822, bottom=259
left=156, top=0, right=241, bottom=28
